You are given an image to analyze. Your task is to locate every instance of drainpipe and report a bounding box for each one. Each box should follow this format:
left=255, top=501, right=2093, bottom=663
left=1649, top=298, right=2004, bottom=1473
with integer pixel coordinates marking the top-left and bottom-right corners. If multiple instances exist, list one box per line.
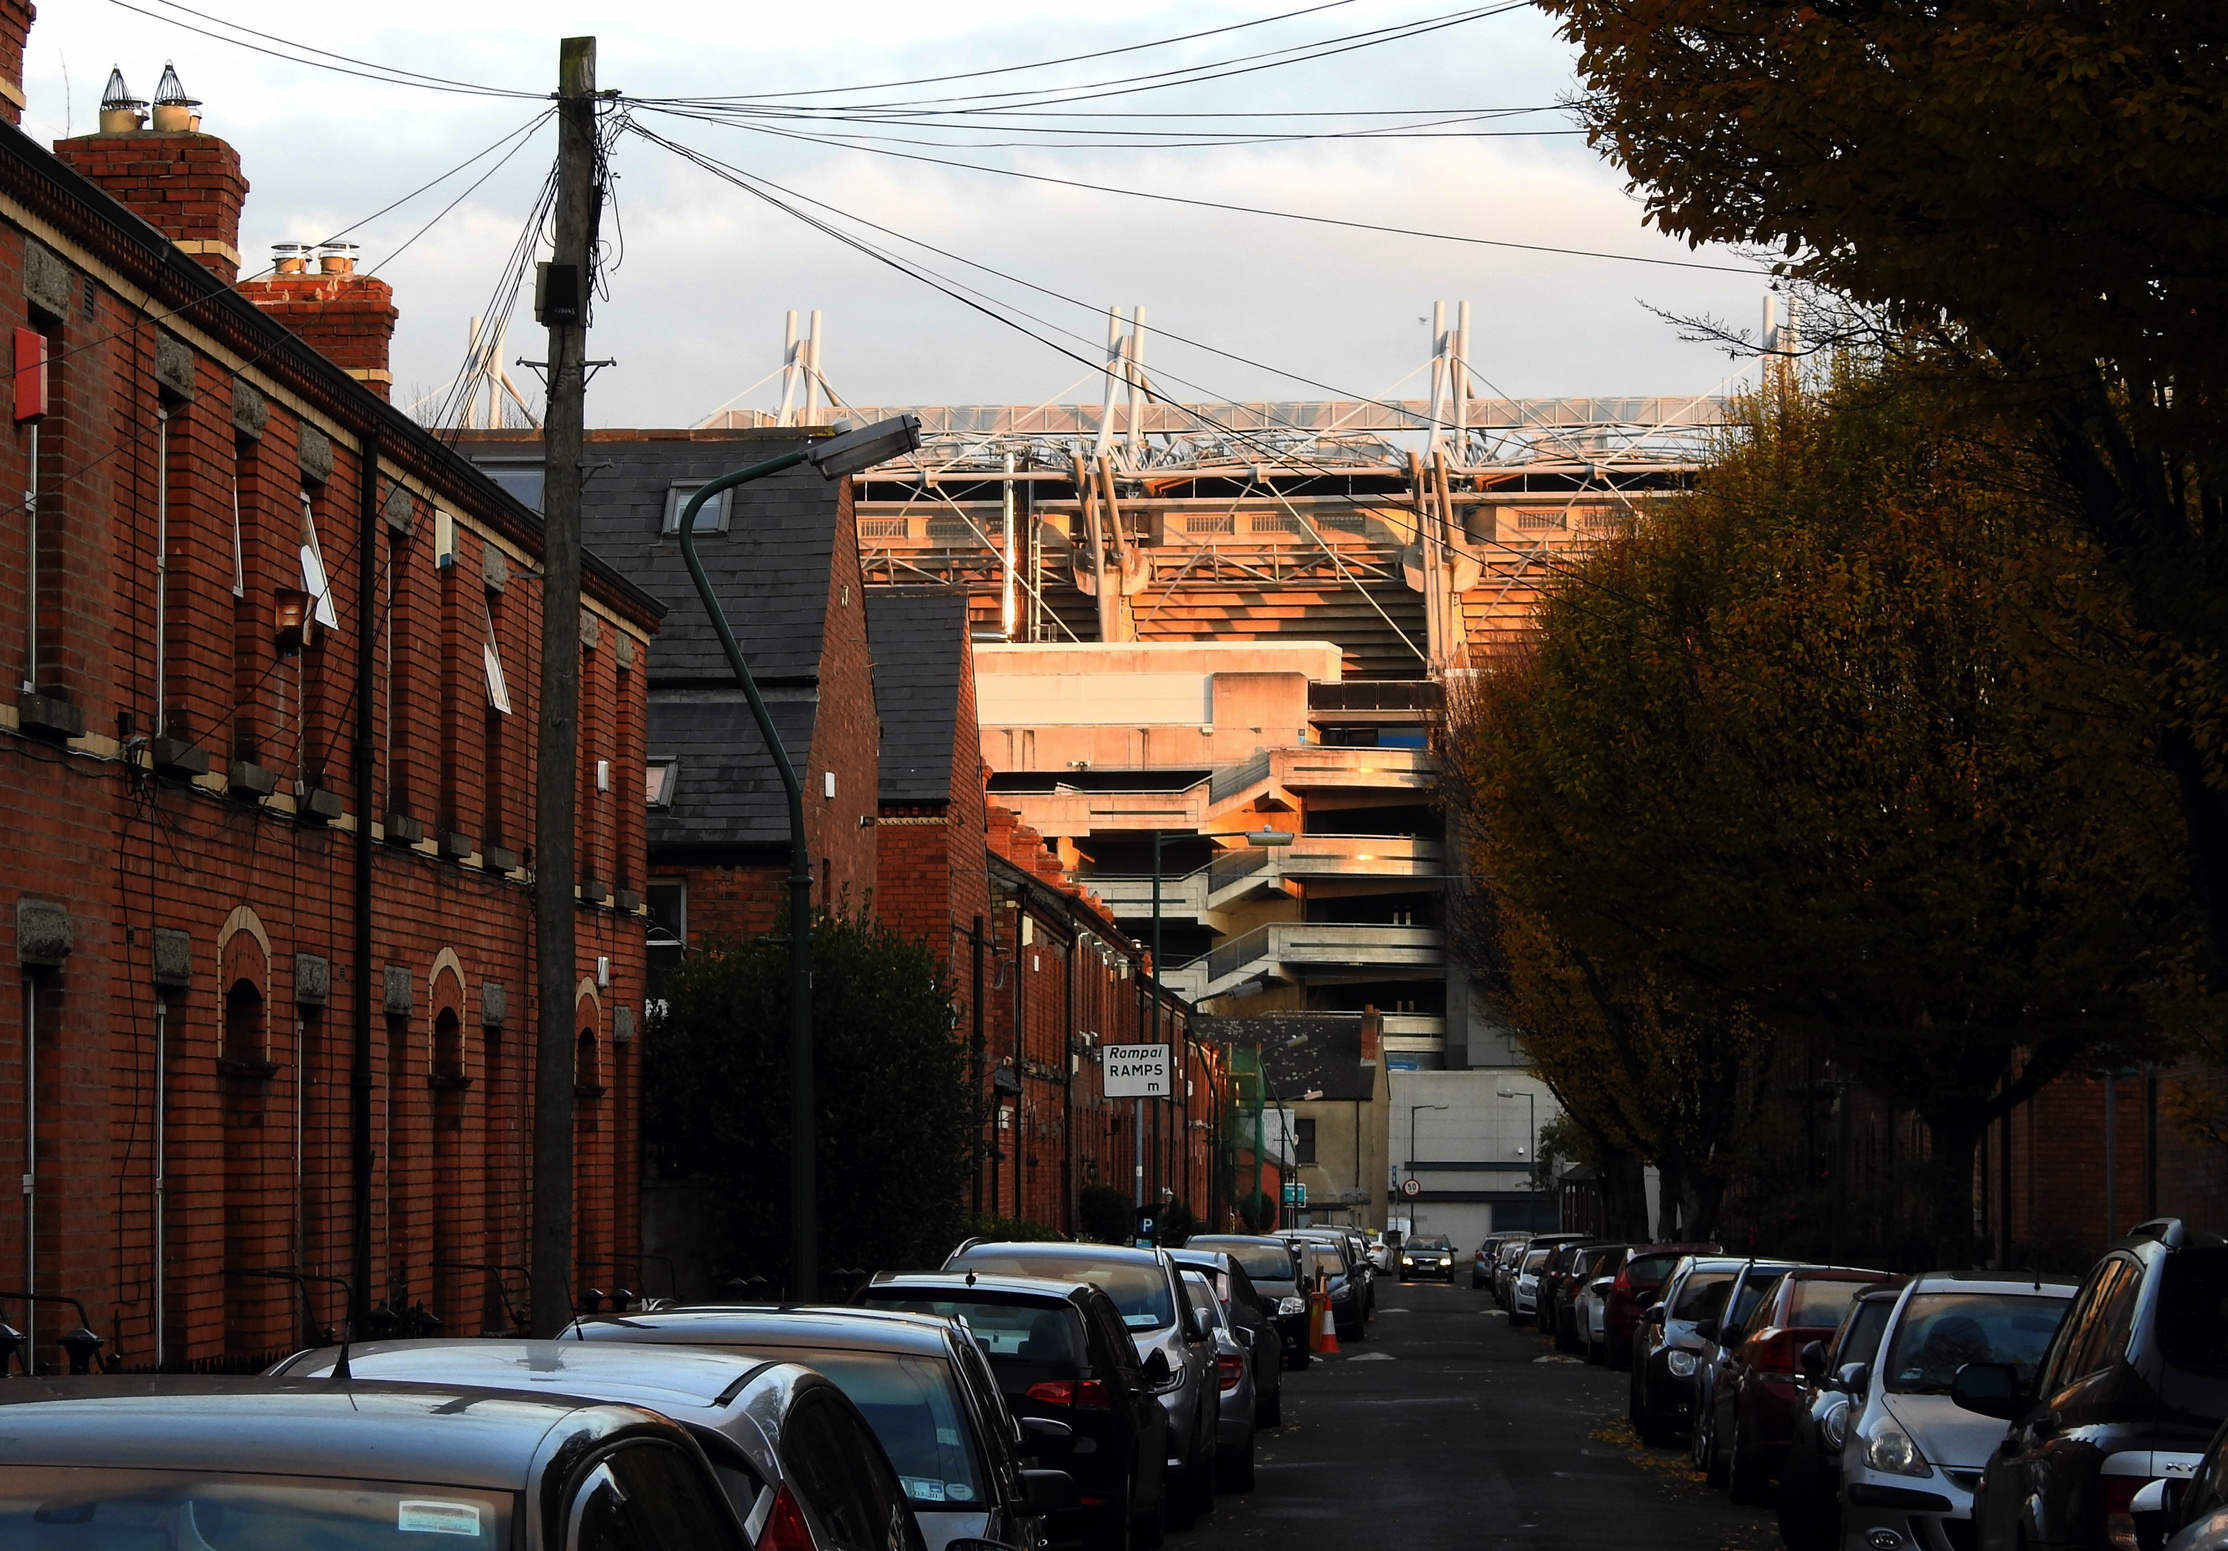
left=22, top=976, right=34, bottom=1364
left=1062, top=931, right=1074, bottom=1237
left=970, top=917, right=984, bottom=1218
left=350, top=433, right=380, bottom=1335
left=154, top=994, right=166, bottom=1368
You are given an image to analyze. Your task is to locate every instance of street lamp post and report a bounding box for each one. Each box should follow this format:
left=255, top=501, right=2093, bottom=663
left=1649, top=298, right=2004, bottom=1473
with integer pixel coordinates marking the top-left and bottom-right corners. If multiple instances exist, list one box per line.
left=675, top=415, right=921, bottom=1301
left=1406, top=1102, right=1448, bottom=1231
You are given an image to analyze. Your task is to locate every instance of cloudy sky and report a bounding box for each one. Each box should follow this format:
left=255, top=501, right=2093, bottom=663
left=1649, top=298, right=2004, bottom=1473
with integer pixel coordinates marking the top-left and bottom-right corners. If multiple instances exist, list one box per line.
left=30, top=0, right=1770, bottom=427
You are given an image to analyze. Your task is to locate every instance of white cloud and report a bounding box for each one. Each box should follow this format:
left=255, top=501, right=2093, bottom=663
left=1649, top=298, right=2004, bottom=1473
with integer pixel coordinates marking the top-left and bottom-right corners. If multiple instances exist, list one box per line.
left=31, top=0, right=1768, bottom=425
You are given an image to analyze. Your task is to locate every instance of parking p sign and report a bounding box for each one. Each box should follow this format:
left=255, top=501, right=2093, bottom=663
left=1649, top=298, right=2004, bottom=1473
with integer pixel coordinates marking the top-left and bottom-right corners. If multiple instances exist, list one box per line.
left=1102, top=1043, right=1172, bottom=1097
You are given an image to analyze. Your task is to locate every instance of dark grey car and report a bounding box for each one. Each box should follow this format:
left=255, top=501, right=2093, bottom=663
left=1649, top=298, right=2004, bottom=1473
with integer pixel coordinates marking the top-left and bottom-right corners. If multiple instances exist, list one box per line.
left=947, top=1240, right=1221, bottom=1529
left=0, top=1375, right=754, bottom=1551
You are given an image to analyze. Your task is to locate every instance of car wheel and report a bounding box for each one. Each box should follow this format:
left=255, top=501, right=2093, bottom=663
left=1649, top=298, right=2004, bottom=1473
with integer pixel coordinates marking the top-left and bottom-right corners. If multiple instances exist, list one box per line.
left=1727, top=1408, right=1767, bottom=1506
left=1775, top=1449, right=1830, bottom=1551
left=1585, top=1333, right=1604, bottom=1366
left=1702, top=1405, right=1729, bottom=1490
left=1286, top=1342, right=1311, bottom=1371
left=1608, top=1334, right=1630, bottom=1372
left=1165, top=1464, right=1197, bottom=1532
left=1219, top=1437, right=1255, bottom=1493
left=1261, top=1380, right=1282, bottom=1428
left=1193, top=1437, right=1218, bottom=1517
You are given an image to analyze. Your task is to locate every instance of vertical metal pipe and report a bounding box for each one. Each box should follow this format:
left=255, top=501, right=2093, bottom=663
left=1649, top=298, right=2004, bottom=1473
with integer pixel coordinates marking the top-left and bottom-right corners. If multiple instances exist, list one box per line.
left=1001, top=452, right=1017, bottom=639
left=352, top=430, right=380, bottom=1337
left=22, top=977, right=34, bottom=1365
left=803, top=311, right=823, bottom=425
left=22, top=419, right=35, bottom=691
left=778, top=312, right=799, bottom=427
left=154, top=995, right=166, bottom=1368
left=970, top=917, right=984, bottom=1218
left=155, top=409, right=168, bottom=733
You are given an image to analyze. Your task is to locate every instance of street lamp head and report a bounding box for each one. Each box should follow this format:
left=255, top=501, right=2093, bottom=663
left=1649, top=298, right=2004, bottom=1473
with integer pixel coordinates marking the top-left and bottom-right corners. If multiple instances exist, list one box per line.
left=810, top=414, right=923, bottom=479
left=1497, top=1089, right=1520, bottom=1098
left=1243, top=828, right=1294, bottom=848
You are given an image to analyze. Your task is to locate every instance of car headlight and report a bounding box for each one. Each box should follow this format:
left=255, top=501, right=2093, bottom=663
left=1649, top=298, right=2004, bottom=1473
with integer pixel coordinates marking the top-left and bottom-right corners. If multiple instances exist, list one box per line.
left=1819, top=1399, right=1851, bottom=1452
left=1400, top=1256, right=1413, bottom=1264
left=1862, top=1417, right=1929, bottom=1477
left=1665, top=1349, right=1697, bottom=1378
left=1438, top=1257, right=1451, bottom=1266
left=1278, top=1296, right=1305, bottom=1316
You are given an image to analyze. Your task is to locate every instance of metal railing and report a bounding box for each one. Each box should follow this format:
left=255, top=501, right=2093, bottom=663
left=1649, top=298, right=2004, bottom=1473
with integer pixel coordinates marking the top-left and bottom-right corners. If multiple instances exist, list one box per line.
left=1208, top=751, right=1273, bottom=805
left=1208, top=848, right=1271, bottom=891
left=1207, top=924, right=1273, bottom=982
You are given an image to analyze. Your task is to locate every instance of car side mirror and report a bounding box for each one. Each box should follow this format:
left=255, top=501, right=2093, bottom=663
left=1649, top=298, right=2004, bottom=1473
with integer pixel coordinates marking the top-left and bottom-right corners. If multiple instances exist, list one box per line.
left=1144, top=1349, right=1173, bottom=1386
left=2131, top=1478, right=2178, bottom=1551
left=1799, top=1341, right=1827, bottom=1381
left=1645, top=1305, right=1667, bottom=1326
left=1720, top=1323, right=1745, bottom=1348
left=1019, top=1470, right=1080, bottom=1514
left=1950, top=1362, right=2023, bottom=1421
left=1186, top=1307, right=1214, bottom=1342
left=1834, top=1361, right=1871, bottom=1395
left=1694, top=1318, right=1720, bottom=1341
left=1021, top=1416, right=1074, bottom=1446
left=1233, top=1325, right=1255, bottom=1349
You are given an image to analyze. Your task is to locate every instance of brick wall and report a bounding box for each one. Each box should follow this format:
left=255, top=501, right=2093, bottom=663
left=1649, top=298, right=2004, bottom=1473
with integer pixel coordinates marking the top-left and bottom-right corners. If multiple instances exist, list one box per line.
left=237, top=271, right=398, bottom=400
left=0, top=97, right=658, bottom=1368
left=53, top=131, right=245, bottom=280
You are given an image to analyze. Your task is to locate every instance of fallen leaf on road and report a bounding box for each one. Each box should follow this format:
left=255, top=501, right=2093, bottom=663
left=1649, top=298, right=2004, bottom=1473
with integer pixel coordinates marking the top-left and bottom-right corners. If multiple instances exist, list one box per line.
left=1532, top=1354, right=1584, bottom=1364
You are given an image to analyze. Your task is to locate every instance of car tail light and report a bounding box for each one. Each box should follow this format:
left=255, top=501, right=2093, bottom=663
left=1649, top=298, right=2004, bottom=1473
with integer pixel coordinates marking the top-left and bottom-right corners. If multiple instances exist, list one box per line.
left=1612, top=1264, right=1631, bottom=1294
left=2103, top=1475, right=2152, bottom=1551
left=759, top=1485, right=816, bottom=1551
left=1025, top=1379, right=1110, bottom=1409
left=1217, top=1354, right=1245, bottom=1392
left=1748, top=1331, right=1799, bottom=1376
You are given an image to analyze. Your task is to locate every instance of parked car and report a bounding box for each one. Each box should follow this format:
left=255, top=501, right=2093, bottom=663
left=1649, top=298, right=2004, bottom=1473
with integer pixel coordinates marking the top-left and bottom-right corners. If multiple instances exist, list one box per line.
left=2144, top=1389, right=2228, bottom=1551
left=1505, top=1232, right=1592, bottom=1316
left=1511, top=1246, right=1553, bottom=1328
left=1282, top=1228, right=1374, bottom=1326
left=1602, top=1242, right=1722, bottom=1371
left=1367, top=1230, right=1401, bottom=1272
left=1181, top=1269, right=1254, bottom=1491
left=0, top=1376, right=758, bottom=1551
left=271, top=1342, right=932, bottom=1551
left=1475, top=1232, right=1526, bottom=1290
left=1555, top=1244, right=1631, bottom=1353
left=1493, top=1235, right=1536, bottom=1306
left=1698, top=1265, right=1894, bottom=1502
left=1689, top=1259, right=1798, bottom=1482
left=1969, top=1218, right=2228, bottom=1551
left=1170, top=1245, right=1286, bottom=1423
left=946, top=1241, right=1220, bottom=1529
left=1576, top=1261, right=1625, bottom=1365
left=1291, top=1237, right=1365, bottom=1340
left=1836, top=1270, right=2077, bottom=1551
left=1399, top=1235, right=1459, bottom=1282
left=1777, top=1284, right=1904, bottom=1551
left=859, top=1271, right=1172, bottom=1551
left=1630, top=1254, right=1748, bottom=1445
left=1186, top=1234, right=1312, bottom=1370
left=558, top=1305, right=1068, bottom=1551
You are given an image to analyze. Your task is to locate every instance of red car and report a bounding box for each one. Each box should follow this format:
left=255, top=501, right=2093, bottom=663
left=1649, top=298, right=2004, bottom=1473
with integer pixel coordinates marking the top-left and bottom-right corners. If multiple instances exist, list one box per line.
left=1701, top=1266, right=1897, bottom=1504
left=1602, top=1241, right=1720, bottom=1371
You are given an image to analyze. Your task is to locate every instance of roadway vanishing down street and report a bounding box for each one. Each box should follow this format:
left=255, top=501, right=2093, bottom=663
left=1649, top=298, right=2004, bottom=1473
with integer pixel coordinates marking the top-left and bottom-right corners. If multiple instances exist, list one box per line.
left=1191, top=1274, right=1778, bottom=1551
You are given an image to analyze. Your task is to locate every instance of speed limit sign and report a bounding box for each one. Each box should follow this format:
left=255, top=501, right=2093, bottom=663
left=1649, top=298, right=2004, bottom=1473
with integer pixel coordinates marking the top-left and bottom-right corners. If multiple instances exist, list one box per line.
left=1399, top=1177, right=1422, bottom=1199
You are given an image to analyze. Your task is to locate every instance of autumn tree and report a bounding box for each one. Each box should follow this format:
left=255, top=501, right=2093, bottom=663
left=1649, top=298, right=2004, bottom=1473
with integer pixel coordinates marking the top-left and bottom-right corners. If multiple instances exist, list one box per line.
left=1536, top=0, right=2228, bottom=988
left=1455, top=363, right=2189, bottom=1264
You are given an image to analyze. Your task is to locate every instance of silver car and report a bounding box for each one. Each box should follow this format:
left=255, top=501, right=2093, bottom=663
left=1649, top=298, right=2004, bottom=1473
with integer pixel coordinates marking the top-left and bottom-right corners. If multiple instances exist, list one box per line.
left=947, top=1240, right=1221, bottom=1529
left=1183, top=1269, right=1253, bottom=1492
left=1838, top=1272, right=2075, bottom=1551
left=1513, top=1246, right=1552, bottom=1326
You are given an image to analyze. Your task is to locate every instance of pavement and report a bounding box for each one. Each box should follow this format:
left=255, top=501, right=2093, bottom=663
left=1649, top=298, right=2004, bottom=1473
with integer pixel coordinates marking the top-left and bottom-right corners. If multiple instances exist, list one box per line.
left=1185, top=1273, right=1780, bottom=1550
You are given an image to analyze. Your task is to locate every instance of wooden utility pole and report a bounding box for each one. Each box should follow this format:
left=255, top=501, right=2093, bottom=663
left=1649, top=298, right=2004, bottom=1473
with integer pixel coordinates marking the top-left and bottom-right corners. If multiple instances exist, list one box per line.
left=531, top=34, right=595, bottom=1338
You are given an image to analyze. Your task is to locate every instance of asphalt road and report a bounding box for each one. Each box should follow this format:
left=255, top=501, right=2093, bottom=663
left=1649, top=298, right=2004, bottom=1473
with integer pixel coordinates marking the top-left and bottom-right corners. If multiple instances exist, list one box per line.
left=1185, top=1273, right=1779, bottom=1551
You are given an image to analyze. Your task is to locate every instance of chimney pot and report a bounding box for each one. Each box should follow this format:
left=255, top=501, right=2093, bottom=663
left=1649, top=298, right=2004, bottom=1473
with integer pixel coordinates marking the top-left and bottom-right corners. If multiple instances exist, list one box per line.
left=99, top=66, right=148, bottom=133
left=316, top=242, right=359, bottom=276
left=272, top=242, right=312, bottom=276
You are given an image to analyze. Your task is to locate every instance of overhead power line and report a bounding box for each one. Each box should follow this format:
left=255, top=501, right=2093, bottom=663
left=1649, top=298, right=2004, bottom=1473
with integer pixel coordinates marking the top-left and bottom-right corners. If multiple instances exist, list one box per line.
left=105, top=0, right=542, bottom=96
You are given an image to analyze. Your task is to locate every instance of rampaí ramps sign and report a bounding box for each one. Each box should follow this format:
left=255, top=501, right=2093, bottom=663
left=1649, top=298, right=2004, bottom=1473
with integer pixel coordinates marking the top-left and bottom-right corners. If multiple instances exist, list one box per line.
left=1103, top=1044, right=1172, bottom=1098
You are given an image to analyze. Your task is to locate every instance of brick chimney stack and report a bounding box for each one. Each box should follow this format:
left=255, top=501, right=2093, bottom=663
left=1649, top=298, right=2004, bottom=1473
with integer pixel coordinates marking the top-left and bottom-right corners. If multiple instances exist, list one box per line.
left=0, top=1, right=35, bottom=126
left=55, top=65, right=247, bottom=282
left=239, top=243, right=400, bottom=400
left=1360, top=1004, right=1382, bottom=1063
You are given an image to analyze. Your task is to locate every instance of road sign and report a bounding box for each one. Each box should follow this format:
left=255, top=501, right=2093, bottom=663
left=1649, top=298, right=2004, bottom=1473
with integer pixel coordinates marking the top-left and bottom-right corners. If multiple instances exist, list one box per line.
left=1103, top=1043, right=1172, bottom=1097
left=1400, top=1177, right=1423, bottom=1199
left=1282, top=1181, right=1308, bottom=1206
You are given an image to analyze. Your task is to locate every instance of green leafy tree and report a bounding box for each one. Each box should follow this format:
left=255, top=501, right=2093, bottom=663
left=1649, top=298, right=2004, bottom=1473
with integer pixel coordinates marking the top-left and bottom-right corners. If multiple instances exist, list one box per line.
left=1537, top=0, right=2228, bottom=986
left=644, top=912, right=974, bottom=1286
left=1457, top=364, right=2190, bottom=1263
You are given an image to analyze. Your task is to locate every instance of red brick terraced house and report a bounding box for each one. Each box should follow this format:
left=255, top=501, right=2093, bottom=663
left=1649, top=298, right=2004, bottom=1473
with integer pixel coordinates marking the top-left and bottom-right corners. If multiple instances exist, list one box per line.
left=0, top=15, right=662, bottom=1370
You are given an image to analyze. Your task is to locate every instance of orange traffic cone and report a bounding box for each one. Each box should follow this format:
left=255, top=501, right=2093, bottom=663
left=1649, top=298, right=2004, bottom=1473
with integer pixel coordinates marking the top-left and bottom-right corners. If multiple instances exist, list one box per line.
left=1311, top=1288, right=1341, bottom=1355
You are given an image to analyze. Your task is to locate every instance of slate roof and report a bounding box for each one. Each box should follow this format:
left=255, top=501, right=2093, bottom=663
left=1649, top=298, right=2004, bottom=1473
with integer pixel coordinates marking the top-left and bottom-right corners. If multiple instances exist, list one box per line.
left=1194, top=1012, right=1378, bottom=1102
left=574, top=434, right=841, bottom=686
left=867, top=590, right=970, bottom=804
left=646, top=692, right=818, bottom=857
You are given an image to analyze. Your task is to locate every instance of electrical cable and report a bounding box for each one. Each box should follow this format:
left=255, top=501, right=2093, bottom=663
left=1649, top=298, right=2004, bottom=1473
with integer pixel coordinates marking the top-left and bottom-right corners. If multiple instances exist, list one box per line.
left=104, top=0, right=543, bottom=97
left=636, top=105, right=1761, bottom=276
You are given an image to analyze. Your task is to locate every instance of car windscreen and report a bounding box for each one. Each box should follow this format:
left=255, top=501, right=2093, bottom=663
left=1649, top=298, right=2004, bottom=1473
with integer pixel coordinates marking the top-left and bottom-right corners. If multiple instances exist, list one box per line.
left=1190, top=1240, right=1297, bottom=1284
left=863, top=1294, right=1085, bottom=1372
left=1626, top=1253, right=1683, bottom=1285
left=1786, top=1279, right=1870, bottom=1329
left=1671, top=1272, right=1734, bottom=1319
left=1839, top=1297, right=1895, bottom=1368
left=1306, top=1245, right=1346, bottom=1281
left=1410, top=1239, right=1453, bottom=1253
left=1885, top=1293, right=2069, bottom=1394
left=953, top=1253, right=1175, bottom=1330
left=1521, top=1249, right=1550, bottom=1273
left=0, top=1466, right=514, bottom=1549
left=783, top=1350, right=987, bottom=1511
